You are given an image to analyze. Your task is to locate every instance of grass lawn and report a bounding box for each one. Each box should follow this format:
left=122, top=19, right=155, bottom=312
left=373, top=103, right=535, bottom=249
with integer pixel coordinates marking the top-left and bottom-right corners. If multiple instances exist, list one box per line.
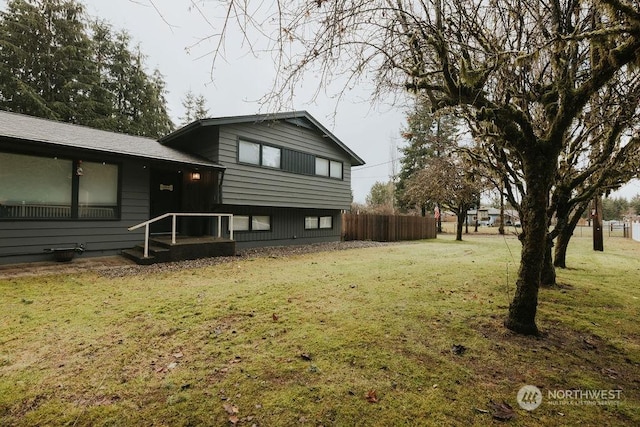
left=1, top=233, right=638, bottom=426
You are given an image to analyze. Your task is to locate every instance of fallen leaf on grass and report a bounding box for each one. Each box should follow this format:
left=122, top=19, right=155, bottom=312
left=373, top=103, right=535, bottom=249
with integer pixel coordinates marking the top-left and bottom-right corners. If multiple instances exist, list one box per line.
left=489, top=400, right=516, bottom=421
left=272, top=313, right=279, bottom=321
left=223, top=403, right=239, bottom=415
left=601, top=367, right=619, bottom=378
left=582, top=337, right=597, bottom=350
left=300, top=353, right=312, bottom=361
left=366, top=389, right=378, bottom=403
left=228, top=415, right=239, bottom=425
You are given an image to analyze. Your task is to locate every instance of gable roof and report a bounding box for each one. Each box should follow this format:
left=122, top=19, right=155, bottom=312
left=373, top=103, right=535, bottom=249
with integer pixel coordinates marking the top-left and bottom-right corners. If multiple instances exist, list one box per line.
left=0, top=110, right=225, bottom=169
left=159, top=111, right=366, bottom=166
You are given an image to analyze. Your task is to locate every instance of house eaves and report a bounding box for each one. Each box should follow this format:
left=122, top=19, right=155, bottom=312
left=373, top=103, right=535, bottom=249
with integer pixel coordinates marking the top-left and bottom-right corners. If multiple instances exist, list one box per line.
left=160, top=111, right=366, bottom=166
left=0, top=110, right=225, bottom=170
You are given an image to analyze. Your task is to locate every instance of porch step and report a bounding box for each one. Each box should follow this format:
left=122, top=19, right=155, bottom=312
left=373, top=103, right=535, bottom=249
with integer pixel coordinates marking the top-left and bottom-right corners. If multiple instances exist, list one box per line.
left=122, top=237, right=236, bottom=265
left=121, top=244, right=171, bottom=265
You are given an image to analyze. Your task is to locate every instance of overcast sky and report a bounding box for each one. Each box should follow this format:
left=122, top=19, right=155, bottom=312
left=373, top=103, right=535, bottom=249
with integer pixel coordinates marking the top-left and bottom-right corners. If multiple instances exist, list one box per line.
left=1, top=0, right=637, bottom=202
left=77, top=0, right=407, bottom=204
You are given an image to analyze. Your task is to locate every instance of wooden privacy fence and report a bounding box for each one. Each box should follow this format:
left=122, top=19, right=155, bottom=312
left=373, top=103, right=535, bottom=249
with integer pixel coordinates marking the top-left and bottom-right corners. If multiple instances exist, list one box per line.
left=342, top=213, right=437, bottom=242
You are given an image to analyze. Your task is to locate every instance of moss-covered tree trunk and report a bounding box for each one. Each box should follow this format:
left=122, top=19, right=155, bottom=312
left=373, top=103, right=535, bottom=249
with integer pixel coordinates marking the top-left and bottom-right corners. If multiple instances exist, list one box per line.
left=554, top=228, right=571, bottom=268
left=504, top=154, right=555, bottom=335
left=540, top=236, right=556, bottom=287
left=455, top=207, right=465, bottom=241
left=554, top=207, right=586, bottom=268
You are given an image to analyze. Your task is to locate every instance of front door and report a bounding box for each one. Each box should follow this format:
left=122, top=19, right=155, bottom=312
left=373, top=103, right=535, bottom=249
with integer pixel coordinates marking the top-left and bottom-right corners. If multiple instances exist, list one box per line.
left=150, top=169, right=183, bottom=234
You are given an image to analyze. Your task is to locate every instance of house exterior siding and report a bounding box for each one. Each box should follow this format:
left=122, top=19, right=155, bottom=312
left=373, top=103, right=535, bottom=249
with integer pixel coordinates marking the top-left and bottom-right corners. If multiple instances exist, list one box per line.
left=213, top=206, right=342, bottom=249
left=217, top=122, right=352, bottom=209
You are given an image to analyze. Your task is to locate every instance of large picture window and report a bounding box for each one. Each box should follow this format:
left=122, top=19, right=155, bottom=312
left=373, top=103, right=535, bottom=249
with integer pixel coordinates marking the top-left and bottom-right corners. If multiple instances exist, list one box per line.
left=78, top=161, right=119, bottom=218
left=0, top=152, right=119, bottom=220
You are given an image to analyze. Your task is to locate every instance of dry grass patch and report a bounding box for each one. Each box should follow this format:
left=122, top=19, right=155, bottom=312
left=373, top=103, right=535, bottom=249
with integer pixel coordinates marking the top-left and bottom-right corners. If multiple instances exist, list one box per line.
left=1, top=234, right=638, bottom=426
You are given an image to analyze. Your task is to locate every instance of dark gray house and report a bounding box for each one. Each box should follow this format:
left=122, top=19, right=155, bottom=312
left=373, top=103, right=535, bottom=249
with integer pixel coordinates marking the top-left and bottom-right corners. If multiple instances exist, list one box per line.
left=0, top=110, right=364, bottom=265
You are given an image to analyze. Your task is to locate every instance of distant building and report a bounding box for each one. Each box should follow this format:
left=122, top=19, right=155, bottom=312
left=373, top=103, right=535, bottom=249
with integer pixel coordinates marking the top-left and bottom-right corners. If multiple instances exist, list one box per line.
left=466, top=207, right=520, bottom=226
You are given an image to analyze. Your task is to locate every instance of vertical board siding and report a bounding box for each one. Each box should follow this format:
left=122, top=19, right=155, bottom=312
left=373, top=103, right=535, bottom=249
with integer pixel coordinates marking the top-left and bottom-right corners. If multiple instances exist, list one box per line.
left=216, top=206, right=341, bottom=246
left=0, top=159, right=149, bottom=263
left=342, top=213, right=437, bottom=242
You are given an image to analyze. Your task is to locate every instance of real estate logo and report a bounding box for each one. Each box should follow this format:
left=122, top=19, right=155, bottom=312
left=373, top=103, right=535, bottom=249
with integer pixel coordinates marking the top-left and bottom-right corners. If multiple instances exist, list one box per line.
left=516, top=385, right=623, bottom=411
left=517, top=385, right=543, bottom=411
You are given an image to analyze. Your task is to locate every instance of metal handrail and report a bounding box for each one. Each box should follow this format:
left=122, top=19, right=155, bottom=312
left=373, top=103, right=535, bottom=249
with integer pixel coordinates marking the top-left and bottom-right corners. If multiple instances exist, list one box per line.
left=128, top=213, right=234, bottom=258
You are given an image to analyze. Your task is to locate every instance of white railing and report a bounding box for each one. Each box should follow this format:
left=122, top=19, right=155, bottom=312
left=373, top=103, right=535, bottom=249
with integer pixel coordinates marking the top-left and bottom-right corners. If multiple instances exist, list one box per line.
left=1, top=203, right=117, bottom=218
left=128, top=213, right=234, bottom=258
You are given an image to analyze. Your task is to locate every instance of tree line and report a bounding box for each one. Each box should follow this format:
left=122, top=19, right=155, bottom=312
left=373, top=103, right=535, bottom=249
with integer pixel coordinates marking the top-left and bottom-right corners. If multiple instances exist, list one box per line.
left=0, top=0, right=209, bottom=138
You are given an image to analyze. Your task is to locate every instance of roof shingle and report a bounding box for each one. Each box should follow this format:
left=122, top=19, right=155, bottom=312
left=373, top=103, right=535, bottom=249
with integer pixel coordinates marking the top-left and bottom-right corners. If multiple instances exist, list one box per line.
left=0, top=110, right=224, bottom=169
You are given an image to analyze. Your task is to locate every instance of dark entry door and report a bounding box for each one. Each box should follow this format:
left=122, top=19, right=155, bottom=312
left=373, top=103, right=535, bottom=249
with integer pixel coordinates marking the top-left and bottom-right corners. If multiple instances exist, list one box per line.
left=150, top=169, right=182, bottom=234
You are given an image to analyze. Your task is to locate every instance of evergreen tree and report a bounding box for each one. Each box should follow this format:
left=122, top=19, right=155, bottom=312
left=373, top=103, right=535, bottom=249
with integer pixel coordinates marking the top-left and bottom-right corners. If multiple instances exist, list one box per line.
left=87, top=19, right=117, bottom=130
left=180, top=91, right=196, bottom=125
left=141, top=69, right=174, bottom=138
left=193, top=94, right=209, bottom=120
left=0, top=0, right=174, bottom=137
left=0, top=0, right=97, bottom=123
left=396, top=98, right=459, bottom=214
left=180, top=90, right=209, bottom=126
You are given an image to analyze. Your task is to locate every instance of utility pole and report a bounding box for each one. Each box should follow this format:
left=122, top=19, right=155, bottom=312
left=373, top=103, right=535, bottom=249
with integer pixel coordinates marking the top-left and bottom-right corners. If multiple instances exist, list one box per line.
left=592, top=195, right=604, bottom=251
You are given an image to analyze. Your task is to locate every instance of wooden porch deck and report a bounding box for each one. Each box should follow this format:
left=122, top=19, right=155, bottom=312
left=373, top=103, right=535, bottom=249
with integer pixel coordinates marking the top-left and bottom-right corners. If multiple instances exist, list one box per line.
left=122, top=235, right=236, bottom=265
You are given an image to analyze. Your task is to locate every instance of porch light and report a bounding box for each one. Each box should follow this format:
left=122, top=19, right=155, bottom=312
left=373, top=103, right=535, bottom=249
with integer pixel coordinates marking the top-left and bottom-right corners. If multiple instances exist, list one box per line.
left=191, top=172, right=201, bottom=181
